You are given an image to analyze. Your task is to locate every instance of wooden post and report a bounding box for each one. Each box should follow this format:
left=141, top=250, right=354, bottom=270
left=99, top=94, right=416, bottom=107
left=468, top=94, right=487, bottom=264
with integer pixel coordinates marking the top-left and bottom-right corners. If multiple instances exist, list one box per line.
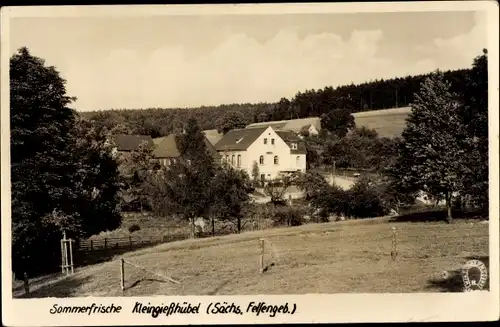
left=120, top=258, right=125, bottom=292
left=259, top=238, right=264, bottom=274
left=90, top=240, right=93, bottom=251
left=60, top=239, right=65, bottom=274
left=129, top=236, right=132, bottom=247
left=391, top=227, right=397, bottom=261
left=23, top=272, right=29, bottom=295
left=69, top=239, right=74, bottom=274
left=104, top=238, right=107, bottom=249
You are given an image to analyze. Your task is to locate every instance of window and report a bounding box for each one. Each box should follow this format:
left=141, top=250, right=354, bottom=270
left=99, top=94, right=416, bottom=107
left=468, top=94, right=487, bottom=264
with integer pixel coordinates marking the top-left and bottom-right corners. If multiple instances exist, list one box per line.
left=264, top=138, right=268, bottom=144
left=296, top=156, right=300, bottom=165
left=237, top=155, right=241, bottom=167
left=274, top=156, right=279, bottom=165
left=225, top=155, right=229, bottom=162
left=260, top=174, right=265, bottom=181
left=231, top=155, right=235, bottom=165
left=259, top=155, right=264, bottom=165
left=291, top=143, right=298, bottom=150
left=271, top=138, right=275, bottom=145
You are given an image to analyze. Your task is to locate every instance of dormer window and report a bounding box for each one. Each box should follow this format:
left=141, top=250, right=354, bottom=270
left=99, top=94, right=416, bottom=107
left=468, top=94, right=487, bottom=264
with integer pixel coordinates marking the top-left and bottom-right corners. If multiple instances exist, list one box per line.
left=236, top=138, right=243, bottom=144
left=291, top=143, right=298, bottom=150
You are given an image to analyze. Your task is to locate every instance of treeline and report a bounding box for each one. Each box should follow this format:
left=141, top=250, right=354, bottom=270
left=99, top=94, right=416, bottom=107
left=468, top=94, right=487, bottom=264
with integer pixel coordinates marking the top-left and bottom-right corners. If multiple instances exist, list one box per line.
left=82, top=69, right=471, bottom=138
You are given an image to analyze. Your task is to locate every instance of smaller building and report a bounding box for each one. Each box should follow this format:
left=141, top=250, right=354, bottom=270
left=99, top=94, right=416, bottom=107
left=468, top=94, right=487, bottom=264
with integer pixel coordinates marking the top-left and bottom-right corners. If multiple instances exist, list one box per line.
left=110, top=134, right=154, bottom=157
left=245, top=117, right=321, bottom=136
left=153, top=133, right=221, bottom=167
left=202, top=129, right=224, bottom=146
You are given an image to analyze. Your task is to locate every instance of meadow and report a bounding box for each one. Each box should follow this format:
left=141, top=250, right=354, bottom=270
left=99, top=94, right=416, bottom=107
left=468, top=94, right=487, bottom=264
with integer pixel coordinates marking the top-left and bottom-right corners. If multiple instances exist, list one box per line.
left=353, top=107, right=412, bottom=138
left=14, top=215, right=488, bottom=298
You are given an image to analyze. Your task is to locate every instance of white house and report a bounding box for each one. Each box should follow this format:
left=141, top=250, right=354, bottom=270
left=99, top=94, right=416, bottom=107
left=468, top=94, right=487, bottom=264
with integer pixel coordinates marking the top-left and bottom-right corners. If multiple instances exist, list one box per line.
left=245, top=117, right=321, bottom=136
left=214, top=126, right=307, bottom=181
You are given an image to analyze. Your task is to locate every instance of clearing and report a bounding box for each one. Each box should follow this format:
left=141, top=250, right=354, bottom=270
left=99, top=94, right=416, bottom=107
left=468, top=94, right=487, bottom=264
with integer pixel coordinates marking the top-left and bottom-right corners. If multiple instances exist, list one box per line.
left=14, top=217, right=488, bottom=297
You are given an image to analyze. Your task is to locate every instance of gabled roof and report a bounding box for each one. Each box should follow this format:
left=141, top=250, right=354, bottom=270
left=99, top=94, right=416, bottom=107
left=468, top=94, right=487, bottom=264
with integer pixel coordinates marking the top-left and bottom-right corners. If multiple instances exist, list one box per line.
left=153, top=134, right=181, bottom=158
left=202, top=129, right=224, bottom=146
left=111, top=135, right=154, bottom=152
left=275, top=130, right=307, bottom=154
left=153, top=133, right=221, bottom=160
left=246, top=117, right=321, bottom=132
left=214, top=127, right=268, bottom=151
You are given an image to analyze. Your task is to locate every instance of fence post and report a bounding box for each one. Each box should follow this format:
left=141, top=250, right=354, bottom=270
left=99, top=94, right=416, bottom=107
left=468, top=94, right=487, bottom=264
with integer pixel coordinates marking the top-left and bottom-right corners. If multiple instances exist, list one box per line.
left=104, top=238, right=107, bottom=249
left=259, top=238, right=264, bottom=274
left=90, top=240, right=93, bottom=252
left=69, top=239, right=74, bottom=274
left=129, top=236, right=132, bottom=247
left=391, top=227, right=397, bottom=261
left=23, top=272, right=29, bottom=296
left=120, top=258, right=125, bottom=292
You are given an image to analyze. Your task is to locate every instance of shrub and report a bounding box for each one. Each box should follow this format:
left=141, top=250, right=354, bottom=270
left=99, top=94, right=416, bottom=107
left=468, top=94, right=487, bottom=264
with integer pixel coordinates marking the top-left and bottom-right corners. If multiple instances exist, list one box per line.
left=128, top=224, right=141, bottom=233
left=272, top=207, right=305, bottom=227
left=345, top=179, right=388, bottom=218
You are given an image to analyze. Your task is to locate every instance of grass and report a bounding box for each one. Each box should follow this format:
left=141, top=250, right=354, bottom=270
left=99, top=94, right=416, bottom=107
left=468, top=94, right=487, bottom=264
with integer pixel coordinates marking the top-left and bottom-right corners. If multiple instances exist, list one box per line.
left=14, top=216, right=489, bottom=298
left=353, top=107, right=412, bottom=138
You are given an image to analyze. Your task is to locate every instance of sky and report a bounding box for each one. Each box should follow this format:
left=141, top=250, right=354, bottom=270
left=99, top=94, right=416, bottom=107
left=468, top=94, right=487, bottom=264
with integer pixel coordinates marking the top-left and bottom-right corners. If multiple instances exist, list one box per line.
left=9, top=10, right=487, bottom=111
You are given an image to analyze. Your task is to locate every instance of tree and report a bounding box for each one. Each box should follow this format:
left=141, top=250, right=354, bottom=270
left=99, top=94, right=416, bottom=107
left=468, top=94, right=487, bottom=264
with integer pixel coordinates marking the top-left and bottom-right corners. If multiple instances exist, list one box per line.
left=209, top=163, right=254, bottom=234
left=391, top=71, right=465, bottom=223
left=215, top=110, right=247, bottom=134
left=153, top=118, right=216, bottom=238
left=118, top=140, right=160, bottom=213
left=457, top=49, right=488, bottom=210
left=320, top=109, right=355, bottom=138
left=10, top=48, right=122, bottom=277
left=251, top=161, right=260, bottom=184
left=110, top=123, right=132, bottom=135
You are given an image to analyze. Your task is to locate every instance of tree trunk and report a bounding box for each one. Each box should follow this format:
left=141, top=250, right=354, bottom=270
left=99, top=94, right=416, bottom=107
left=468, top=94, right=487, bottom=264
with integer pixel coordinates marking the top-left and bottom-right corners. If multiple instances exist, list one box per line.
left=237, top=217, right=241, bottom=234
left=189, top=216, right=196, bottom=239
left=211, top=217, right=215, bottom=237
left=445, top=192, right=453, bottom=224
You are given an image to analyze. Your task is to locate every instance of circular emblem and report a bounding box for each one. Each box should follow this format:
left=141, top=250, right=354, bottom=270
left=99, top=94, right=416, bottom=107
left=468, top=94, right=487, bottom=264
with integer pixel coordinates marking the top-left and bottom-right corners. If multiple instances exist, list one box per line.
left=461, top=260, right=488, bottom=292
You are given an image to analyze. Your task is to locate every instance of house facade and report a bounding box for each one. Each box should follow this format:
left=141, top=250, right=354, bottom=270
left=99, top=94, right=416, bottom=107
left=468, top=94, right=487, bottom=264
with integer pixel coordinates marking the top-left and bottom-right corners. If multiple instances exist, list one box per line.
left=214, top=126, right=306, bottom=180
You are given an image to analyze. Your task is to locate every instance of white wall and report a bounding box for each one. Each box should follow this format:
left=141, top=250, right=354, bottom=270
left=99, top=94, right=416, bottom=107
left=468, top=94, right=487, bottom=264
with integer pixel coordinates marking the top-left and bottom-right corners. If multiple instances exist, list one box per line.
left=247, top=127, right=295, bottom=180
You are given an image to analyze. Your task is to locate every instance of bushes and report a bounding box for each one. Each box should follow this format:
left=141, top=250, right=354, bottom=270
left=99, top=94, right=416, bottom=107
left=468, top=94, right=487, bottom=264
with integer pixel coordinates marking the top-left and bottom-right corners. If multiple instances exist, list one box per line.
left=309, top=177, right=390, bottom=220
left=128, top=224, right=141, bottom=233
left=271, top=207, right=306, bottom=227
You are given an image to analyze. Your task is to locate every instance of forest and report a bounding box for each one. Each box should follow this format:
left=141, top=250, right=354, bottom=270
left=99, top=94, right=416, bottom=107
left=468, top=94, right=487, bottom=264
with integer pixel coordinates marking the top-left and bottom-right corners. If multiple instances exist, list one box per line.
left=82, top=68, right=471, bottom=138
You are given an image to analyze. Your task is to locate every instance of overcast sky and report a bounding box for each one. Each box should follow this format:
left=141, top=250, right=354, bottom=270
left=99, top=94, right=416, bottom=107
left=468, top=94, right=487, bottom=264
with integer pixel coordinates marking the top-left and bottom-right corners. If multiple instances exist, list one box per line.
left=10, top=10, right=487, bottom=111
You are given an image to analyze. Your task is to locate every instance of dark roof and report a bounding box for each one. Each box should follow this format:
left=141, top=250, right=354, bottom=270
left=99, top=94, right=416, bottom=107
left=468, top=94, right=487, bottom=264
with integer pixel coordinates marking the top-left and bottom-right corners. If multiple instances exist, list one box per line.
left=111, top=135, right=154, bottom=152
left=214, top=127, right=268, bottom=151
left=153, top=133, right=221, bottom=160
left=153, top=134, right=181, bottom=158
left=275, top=130, right=307, bottom=154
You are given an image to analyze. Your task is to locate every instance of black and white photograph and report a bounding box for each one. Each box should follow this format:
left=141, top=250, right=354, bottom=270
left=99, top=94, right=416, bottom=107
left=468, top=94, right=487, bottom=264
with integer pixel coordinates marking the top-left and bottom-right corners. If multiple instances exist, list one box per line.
left=1, top=2, right=499, bottom=325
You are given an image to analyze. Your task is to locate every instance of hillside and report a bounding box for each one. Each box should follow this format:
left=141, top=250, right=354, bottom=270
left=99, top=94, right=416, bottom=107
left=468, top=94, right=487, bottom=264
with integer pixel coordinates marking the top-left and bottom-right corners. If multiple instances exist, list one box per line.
left=15, top=218, right=488, bottom=297
left=353, top=107, right=412, bottom=138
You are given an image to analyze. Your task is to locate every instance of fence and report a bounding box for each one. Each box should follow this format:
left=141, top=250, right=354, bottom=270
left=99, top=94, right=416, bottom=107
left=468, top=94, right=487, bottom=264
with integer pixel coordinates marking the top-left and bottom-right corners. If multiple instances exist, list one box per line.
left=76, top=234, right=188, bottom=252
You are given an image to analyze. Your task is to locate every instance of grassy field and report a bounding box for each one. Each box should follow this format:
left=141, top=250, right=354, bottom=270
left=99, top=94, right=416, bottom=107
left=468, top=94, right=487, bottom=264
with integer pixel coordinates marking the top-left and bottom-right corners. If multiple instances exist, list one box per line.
left=353, top=107, right=412, bottom=138
left=14, top=216, right=489, bottom=298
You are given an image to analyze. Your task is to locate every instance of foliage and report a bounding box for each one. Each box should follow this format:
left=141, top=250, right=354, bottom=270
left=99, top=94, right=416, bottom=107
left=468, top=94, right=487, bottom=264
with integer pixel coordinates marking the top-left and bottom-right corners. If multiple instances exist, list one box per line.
left=151, top=118, right=216, bottom=238
left=128, top=224, right=141, bottom=233
left=81, top=69, right=472, bottom=138
left=251, top=160, right=260, bottom=182
left=271, top=206, right=306, bottom=227
left=209, top=163, right=254, bottom=233
left=345, top=178, right=389, bottom=218
left=10, top=47, right=121, bottom=277
left=264, top=177, right=293, bottom=206
left=215, top=110, right=248, bottom=134
left=457, top=49, right=488, bottom=210
left=118, top=140, right=160, bottom=212
left=320, top=109, right=355, bottom=138
left=391, top=71, right=466, bottom=222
